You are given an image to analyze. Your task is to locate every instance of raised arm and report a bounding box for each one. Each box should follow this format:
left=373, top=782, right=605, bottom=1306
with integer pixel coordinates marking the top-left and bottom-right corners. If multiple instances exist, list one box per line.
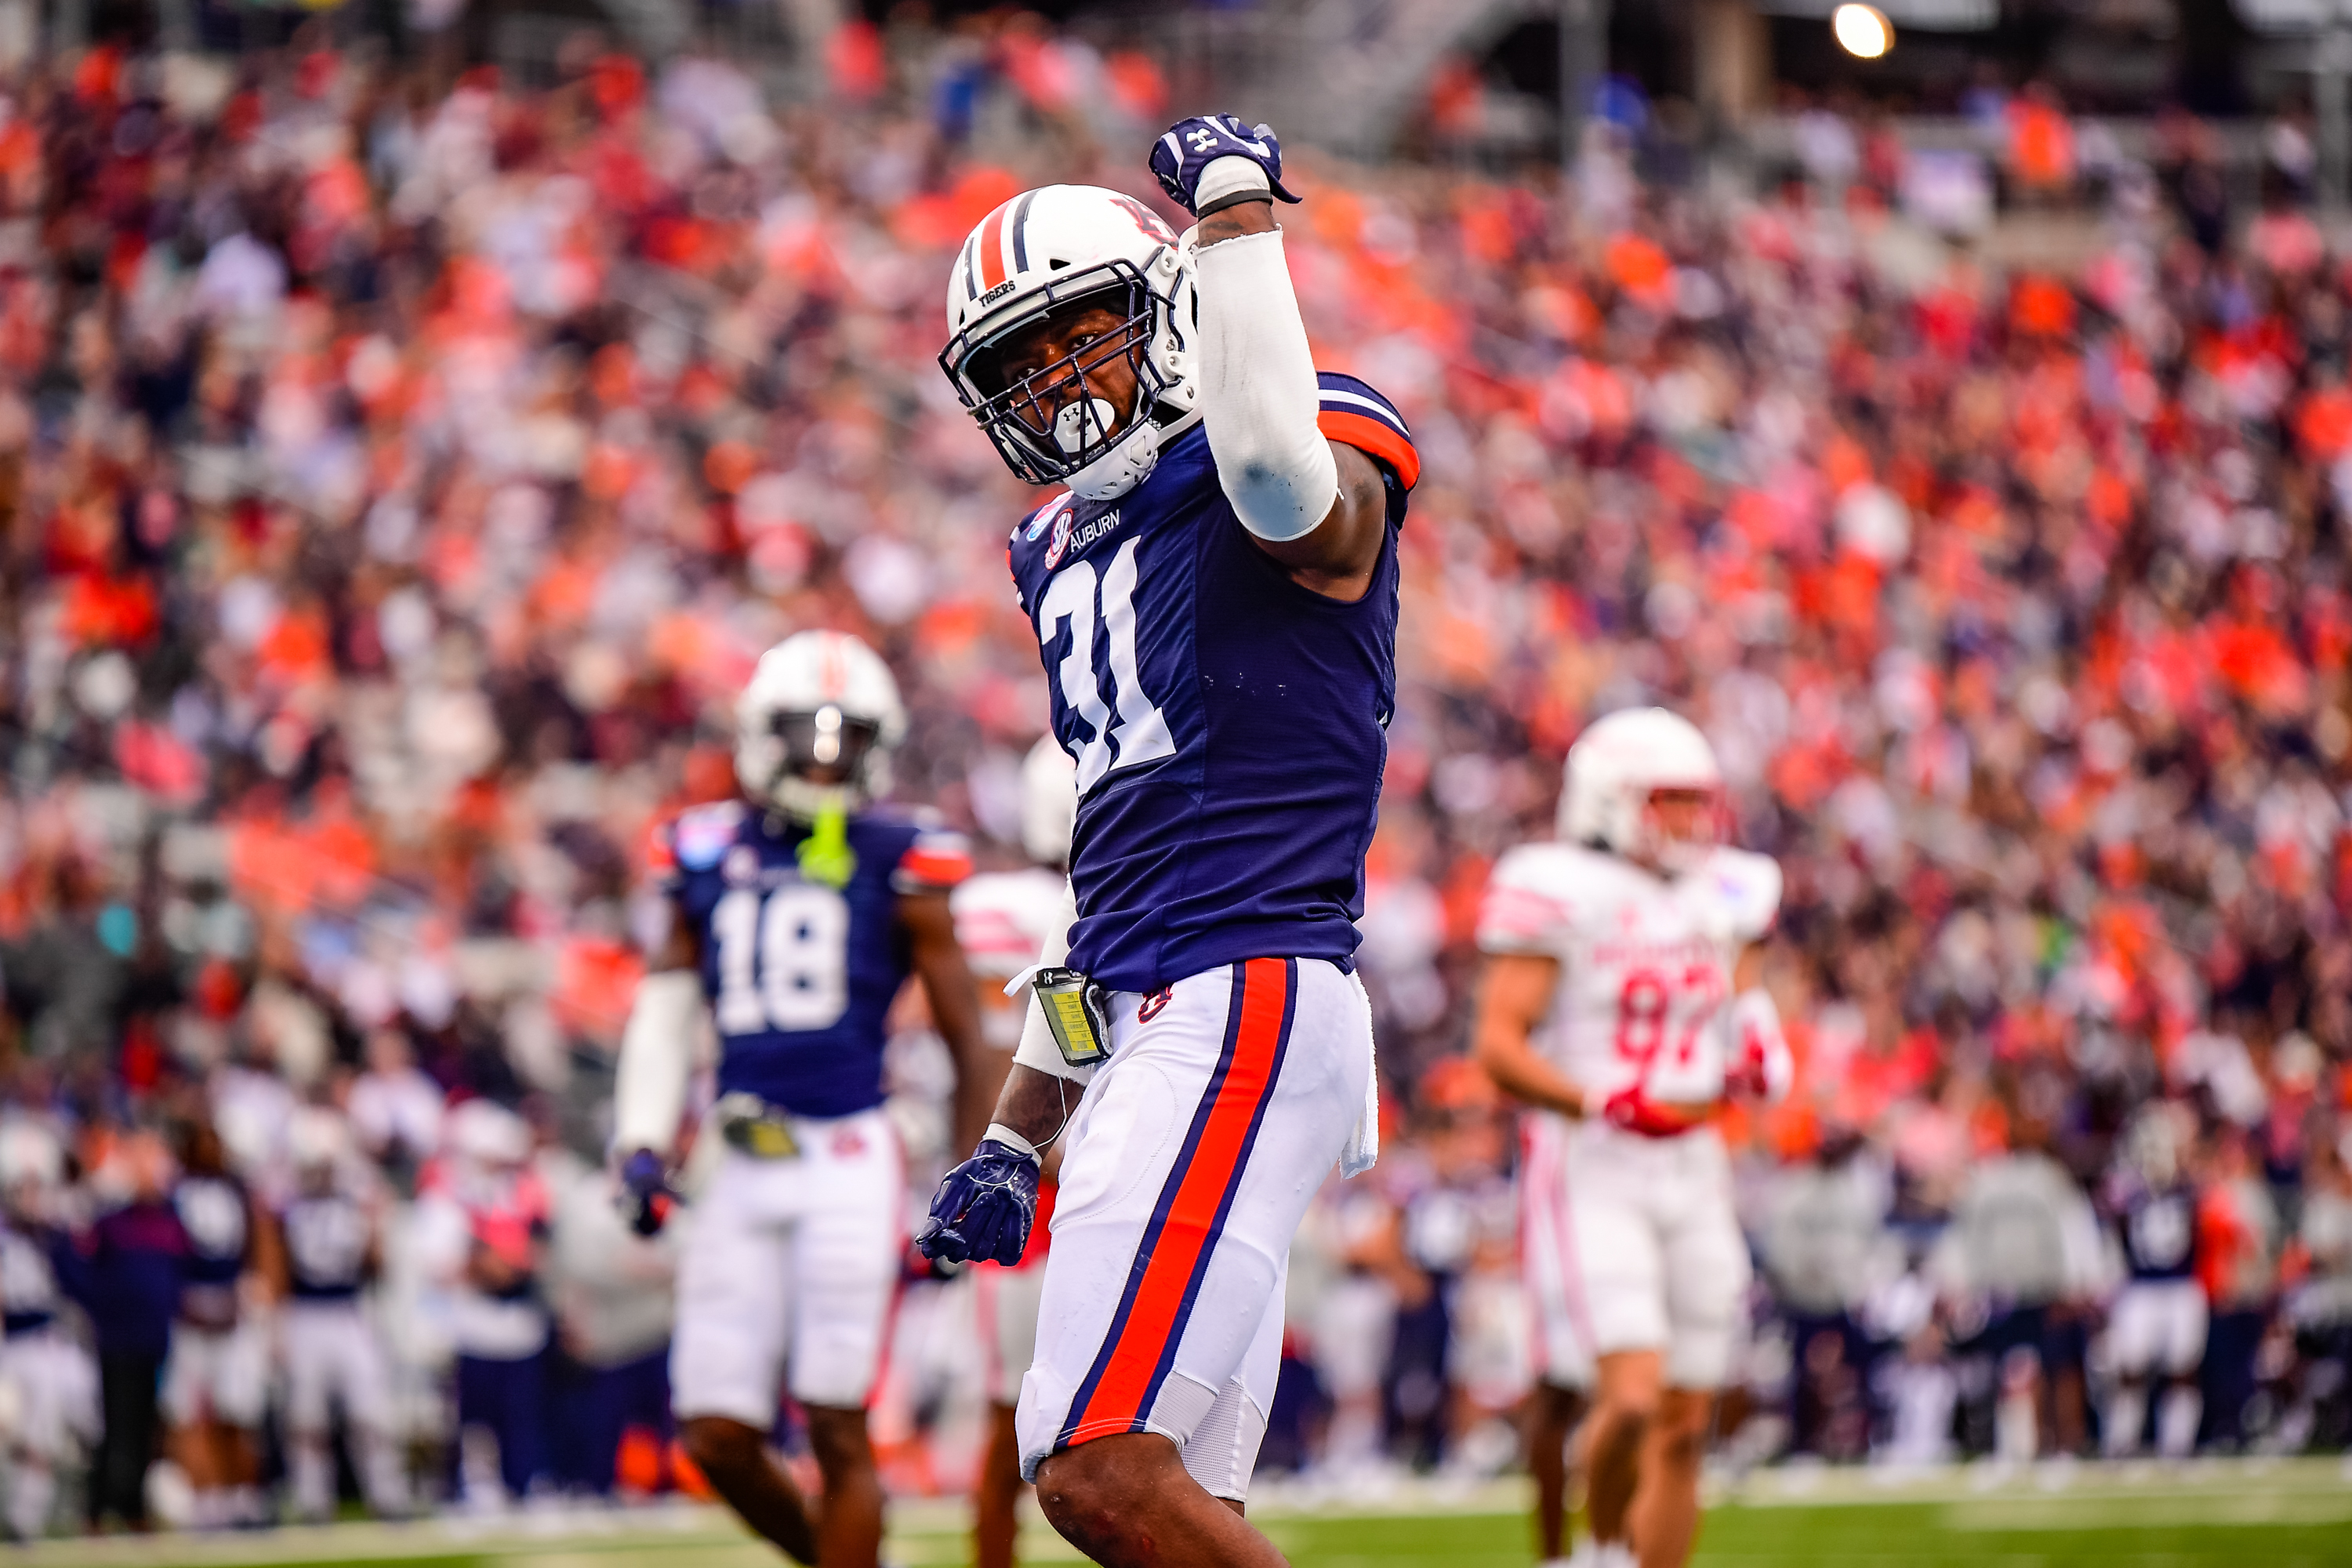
left=1155, top=118, right=1392, bottom=600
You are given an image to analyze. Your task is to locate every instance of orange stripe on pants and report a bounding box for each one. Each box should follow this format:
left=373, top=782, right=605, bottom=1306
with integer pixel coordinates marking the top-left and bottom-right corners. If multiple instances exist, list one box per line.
left=1068, top=957, right=1290, bottom=1438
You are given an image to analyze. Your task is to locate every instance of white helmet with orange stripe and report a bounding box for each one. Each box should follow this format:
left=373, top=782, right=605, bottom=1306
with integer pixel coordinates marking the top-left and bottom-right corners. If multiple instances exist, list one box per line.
left=735, top=630, right=909, bottom=821
left=938, top=184, right=1200, bottom=502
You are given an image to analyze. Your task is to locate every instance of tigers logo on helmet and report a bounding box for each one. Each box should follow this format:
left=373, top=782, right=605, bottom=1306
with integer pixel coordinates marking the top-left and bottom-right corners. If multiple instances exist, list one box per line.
left=939, top=185, right=1203, bottom=502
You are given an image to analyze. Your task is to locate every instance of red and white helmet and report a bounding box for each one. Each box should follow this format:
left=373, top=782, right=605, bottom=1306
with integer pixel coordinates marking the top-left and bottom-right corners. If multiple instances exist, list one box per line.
left=735, top=630, right=909, bottom=820
left=1561, top=707, right=1726, bottom=874
left=938, top=184, right=1200, bottom=501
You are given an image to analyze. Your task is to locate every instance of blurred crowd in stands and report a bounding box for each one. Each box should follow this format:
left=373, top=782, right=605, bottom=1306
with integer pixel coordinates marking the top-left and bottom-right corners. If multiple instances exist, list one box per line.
left=1, top=9, right=2351, bottom=1536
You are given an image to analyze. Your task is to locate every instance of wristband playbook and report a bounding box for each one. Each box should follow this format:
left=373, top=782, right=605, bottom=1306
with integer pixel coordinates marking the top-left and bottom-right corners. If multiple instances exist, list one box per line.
left=1033, top=967, right=1112, bottom=1065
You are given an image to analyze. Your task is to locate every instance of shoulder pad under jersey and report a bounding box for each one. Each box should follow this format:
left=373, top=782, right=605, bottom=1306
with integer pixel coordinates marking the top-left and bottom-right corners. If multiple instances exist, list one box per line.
left=1698, top=848, right=1782, bottom=944
left=666, top=800, right=748, bottom=876
left=1477, top=841, right=1596, bottom=954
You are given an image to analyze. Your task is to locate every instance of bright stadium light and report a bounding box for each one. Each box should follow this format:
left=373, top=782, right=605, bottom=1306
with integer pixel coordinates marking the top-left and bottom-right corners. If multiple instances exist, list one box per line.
left=1833, top=2, right=1894, bottom=57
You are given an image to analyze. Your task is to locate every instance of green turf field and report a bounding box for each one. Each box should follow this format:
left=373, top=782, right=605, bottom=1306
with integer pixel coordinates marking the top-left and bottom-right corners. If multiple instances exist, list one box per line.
left=16, top=1458, right=2352, bottom=1567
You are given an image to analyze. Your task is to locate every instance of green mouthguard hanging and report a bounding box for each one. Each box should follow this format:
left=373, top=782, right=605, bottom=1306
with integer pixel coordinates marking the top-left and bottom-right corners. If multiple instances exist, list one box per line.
left=795, top=804, right=858, bottom=889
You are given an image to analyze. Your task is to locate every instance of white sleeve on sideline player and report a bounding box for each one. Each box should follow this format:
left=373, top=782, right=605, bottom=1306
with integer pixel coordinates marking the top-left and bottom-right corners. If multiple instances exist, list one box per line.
left=612, top=970, right=702, bottom=1160
left=1009, top=879, right=1096, bottom=1088
left=1189, top=217, right=1340, bottom=543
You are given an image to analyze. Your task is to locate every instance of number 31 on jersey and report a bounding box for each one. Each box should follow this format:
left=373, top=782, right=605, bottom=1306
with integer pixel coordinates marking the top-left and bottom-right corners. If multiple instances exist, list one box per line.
left=1036, top=537, right=1173, bottom=793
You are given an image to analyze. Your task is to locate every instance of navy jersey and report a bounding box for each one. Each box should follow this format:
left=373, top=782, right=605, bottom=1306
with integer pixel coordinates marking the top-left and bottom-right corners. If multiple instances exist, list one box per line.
left=659, top=800, right=971, bottom=1118
left=282, top=1192, right=372, bottom=1301
left=1007, top=375, right=1418, bottom=992
left=0, top=1222, right=61, bottom=1335
left=2115, top=1180, right=2198, bottom=1282
left=173, top=1172, right=250, bottom=1327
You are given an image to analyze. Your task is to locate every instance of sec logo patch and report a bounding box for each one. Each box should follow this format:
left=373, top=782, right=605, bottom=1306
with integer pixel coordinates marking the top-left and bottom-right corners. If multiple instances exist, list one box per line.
left=1043, top=505, right=1076, bottom=568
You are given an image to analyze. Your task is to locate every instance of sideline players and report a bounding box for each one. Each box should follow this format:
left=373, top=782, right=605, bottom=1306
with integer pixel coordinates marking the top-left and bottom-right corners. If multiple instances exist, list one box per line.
left=413, top=1098, right=554, bottom=1507
left=1472, top=709, right=1791, bottom=1568
left=612, top=630, right=990, bottom=1568
left=0, top=1120, right=95, bottom=1539
left=266, top=1107, right=406, bottom=1519
left=918, top=115, right=1419, bottom=1568
left=950, top=738, right=1078, bottom=1568
left=2099, top=1101, right=2205, bottom=1458
left=162, top=1120, right=267, bottom=1529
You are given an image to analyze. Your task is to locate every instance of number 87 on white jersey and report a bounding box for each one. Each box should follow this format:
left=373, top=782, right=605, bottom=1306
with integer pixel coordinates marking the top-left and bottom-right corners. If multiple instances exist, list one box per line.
left=1476, top=839, right=1782, bottom=1109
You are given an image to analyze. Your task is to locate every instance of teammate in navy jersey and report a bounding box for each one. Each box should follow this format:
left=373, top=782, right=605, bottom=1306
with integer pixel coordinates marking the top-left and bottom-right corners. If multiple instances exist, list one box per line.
left=266, top=1108, right=406, bottom=1520
left=920, top=118, right=1417, bottom=1568
left=2099, top=1104, right=2206, bottom=1458
left=0, top=1120, right=94, bottom=1540
left=162, top=1121, right=267, bottom=1528
left=612, top=629, right=989, bottom=1568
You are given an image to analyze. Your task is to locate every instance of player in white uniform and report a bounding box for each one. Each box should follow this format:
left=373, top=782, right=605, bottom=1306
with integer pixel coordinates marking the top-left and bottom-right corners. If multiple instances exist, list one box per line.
left=0, top=1120, right=96, bottom=1540
left=1473, top=710, right=1790, bottom=1568
left=950, top=738, right=1077, bottom=1568
left=266, top=1108, right=406, bottom=1520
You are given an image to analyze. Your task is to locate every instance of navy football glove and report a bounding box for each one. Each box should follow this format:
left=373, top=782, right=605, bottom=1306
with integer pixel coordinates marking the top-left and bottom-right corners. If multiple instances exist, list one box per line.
left=916, top=1138, right=1040, bottom=1267
left=618, top=1149, right=674, bottom=1237
left=1149, top=114, right=1301, bottom=218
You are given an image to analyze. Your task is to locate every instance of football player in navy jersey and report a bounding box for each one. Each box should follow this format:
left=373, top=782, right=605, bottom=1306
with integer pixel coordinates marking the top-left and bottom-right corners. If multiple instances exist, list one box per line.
left=0, top=1120, right=94, bottom=1540
left=2098, top=1102, right=2206, bottom=1458
left=162, top=1120, right=268, bottom=1528
left=918, top=118, right=1418, bottom=1568
left=266, top=1108, right=406, bottom=1520
left=612, top=629, right=989, bottom=1568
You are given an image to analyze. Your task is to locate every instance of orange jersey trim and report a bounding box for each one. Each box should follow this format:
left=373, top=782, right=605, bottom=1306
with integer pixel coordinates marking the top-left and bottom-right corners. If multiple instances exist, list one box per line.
left=1319, top=408, right=1421, bottom=492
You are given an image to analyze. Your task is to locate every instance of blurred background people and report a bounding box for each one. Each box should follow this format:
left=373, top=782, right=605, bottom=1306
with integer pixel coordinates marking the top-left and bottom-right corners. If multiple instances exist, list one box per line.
left=267, top=1107, right=407, bottom=1521
left=413, top=1101, right=553, bottom=1510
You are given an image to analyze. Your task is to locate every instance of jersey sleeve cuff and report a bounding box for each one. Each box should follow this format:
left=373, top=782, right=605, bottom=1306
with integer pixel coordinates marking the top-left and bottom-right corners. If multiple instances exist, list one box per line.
left=1316, top=374, right=1420, bottom=491
left=894, top=831, right=974, bottom=893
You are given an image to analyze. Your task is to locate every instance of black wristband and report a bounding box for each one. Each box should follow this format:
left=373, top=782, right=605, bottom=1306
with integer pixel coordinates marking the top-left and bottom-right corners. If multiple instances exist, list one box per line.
left=1196, top=190, right=1278, bottom=220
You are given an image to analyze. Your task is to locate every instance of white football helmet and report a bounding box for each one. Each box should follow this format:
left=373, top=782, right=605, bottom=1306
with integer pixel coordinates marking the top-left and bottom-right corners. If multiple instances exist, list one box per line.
left=2121, top=1100, right=2191, bottom=1187
left=735, top=630, right=909, bottom=821
left=288, top=1106, right=352, bottom=1187
left=444, top=1098, right=531, bottom=1169
left=1561, top=707, right=1725, bottom=875
left=939, top=184, right=1200, bottom=501
left=0, top=1119, right=62, bottom=1196
left=1021, top=735, right=1080, bottom=867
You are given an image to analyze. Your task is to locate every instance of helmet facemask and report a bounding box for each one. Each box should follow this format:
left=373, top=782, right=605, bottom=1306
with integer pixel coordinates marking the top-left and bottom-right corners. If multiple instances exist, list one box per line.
left=941, top=258, right=1181, bottom=497
left=744, top=703, right=888, bottom=822
left=1636, top=786, right=1727, bottom=877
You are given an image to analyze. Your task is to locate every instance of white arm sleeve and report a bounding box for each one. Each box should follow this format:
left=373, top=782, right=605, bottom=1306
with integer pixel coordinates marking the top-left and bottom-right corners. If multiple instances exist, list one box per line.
left=1010, top=880, right=1096, bottom=1088
left=1191, top=219, right=1339, bottom=543
left=612, top=969, right=702, bottom=1159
